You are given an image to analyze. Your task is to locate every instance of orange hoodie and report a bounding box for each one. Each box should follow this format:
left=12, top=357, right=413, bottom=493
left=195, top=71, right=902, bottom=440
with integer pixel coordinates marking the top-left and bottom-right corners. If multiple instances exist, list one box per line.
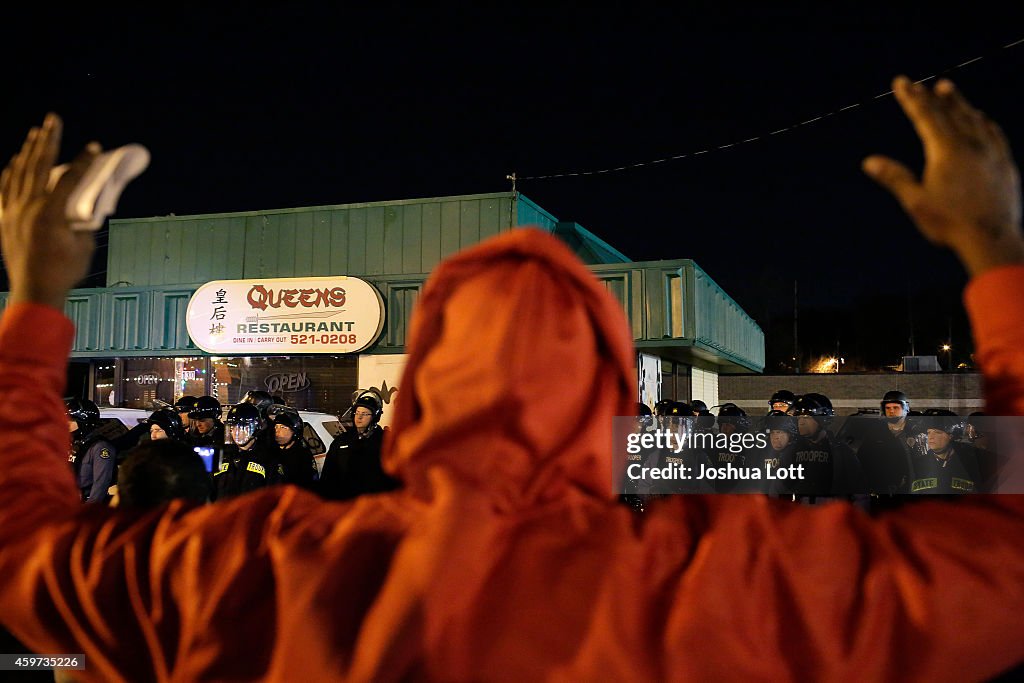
left=0, top=229, right=1023, bottom=682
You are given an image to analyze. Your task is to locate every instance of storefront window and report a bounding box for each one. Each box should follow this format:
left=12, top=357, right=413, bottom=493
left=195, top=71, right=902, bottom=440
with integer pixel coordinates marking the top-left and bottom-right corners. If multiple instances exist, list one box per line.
left=211, top=356, right=357, bottom=414
left=120, top=357, right=209, bottom=409
left=174, top=357, right=208, bottom=400
left=94, top=362, right=116, bottom=407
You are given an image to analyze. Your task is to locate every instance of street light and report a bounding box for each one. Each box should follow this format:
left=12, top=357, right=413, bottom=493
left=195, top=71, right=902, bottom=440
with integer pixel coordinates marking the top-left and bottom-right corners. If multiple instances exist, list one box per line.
left=941, top=344, right=952, bottom=370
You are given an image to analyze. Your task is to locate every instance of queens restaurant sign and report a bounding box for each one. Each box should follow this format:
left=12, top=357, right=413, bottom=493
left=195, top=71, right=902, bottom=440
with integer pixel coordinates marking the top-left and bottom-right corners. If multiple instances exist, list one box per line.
left=186, top=276, right=385, bottom=354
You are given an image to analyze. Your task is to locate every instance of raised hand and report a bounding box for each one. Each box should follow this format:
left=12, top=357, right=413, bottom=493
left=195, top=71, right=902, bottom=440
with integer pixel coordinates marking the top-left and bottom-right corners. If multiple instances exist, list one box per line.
left=0, top=114, right=101, bottom=309
left=863, top=76, right=1024, bottom=276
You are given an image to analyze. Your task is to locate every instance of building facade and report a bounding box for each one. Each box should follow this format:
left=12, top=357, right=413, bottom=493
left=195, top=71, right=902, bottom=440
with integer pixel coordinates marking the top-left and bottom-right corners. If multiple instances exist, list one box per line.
left=3, top=192, right=764, bottom=420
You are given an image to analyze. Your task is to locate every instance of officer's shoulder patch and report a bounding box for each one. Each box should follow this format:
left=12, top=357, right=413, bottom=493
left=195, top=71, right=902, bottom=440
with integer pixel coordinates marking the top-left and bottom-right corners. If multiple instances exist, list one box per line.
left=99, top=448, right=111, bottom=459
left=911, top=477, right=938, bottom=493
left=951, top=477, right=975, bottom=492
left=246, top=461, right=267, bottom=477
left=277, top=464, right=285, bottom=476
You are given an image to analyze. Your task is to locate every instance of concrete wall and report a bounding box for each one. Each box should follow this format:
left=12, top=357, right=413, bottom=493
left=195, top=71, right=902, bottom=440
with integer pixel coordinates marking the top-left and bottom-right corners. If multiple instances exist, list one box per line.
left=719, top=372, right=983, bottom=415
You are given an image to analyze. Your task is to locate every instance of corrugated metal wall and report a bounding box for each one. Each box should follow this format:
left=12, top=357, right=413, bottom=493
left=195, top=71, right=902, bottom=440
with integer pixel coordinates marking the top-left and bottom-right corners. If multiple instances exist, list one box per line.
left=107, top=193, right=516, bottom=287
left=690, top=264, right=765, bottom=370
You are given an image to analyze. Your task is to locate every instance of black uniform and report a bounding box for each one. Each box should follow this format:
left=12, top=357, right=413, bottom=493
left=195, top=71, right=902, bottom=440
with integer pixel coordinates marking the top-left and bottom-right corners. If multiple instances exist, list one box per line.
left=650, top=436, right=715, bottom=495
left=910, top=443, right=982, bottom=494
left=69, top=432, right=117, bottom=503
left=276, top=439, right=318, bottom=489
left=709, top=434, right=750, bottom=493
left=740, top=441, right=795, bottom=495
left=211, top=441, right=282, bottom=501
left=846, top=417, right=917, bottom=495
left=620, top=426, right=669, bottom=506
left=318, top=425, right=397, bottom=500
left=783, top=431, right=864, bottom=497
left=189, top=421, right=225, bottom=449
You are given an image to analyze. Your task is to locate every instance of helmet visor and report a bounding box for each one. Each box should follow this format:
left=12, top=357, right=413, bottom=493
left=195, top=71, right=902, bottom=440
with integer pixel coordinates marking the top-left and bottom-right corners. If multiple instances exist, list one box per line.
left=229, top=422, right=258, bottom=446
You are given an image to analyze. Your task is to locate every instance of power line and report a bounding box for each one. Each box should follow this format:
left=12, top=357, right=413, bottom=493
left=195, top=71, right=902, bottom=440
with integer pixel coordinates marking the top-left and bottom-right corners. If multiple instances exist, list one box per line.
left=515, top=36, right=1024, bottom=182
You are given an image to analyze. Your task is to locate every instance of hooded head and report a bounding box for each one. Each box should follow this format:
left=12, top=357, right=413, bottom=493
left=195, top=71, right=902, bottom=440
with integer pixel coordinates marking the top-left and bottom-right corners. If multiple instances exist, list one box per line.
left=382, top=229, right=636, bottom=509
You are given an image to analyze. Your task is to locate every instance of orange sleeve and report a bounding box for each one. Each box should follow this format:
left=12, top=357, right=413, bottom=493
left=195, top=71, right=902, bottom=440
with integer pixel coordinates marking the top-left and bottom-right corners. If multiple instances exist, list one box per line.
left=964, top=265, right=1024, bottom=416
left=0, top=303, right=80, bottom=523
left=652, top=267, right=1024, bottom=681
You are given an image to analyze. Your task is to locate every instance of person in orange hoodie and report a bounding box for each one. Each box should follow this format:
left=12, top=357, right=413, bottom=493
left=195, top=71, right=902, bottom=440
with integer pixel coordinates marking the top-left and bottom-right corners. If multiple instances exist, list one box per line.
left=0, top=75, right=1023, bottom=681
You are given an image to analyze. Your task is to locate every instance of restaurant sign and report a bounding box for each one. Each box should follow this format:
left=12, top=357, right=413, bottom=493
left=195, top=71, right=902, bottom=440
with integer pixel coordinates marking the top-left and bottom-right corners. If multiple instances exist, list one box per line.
left=186, top=276, right=385, bottom=354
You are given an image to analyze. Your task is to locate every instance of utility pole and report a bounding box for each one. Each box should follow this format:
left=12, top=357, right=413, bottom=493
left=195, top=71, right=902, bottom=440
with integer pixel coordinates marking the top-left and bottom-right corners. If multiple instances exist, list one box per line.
left=908, top=284, right=916, bottom=357
left=793, top=280, right=799, bottom=374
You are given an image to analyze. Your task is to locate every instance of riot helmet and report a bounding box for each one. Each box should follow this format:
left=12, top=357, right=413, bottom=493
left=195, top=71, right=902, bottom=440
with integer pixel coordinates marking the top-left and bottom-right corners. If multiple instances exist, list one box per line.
left=634, top=402, right=654, bottom=431
left=765, top=410, right=798, bottom=436
left=271, top=407, right=304, bottom=447
left=691, top=400, right=711, bottom=415
left=189, top=396, right=222, bottom=420
left=921, top=408, right=965, bottom=439
left=791, top=393, right=834, bottom=436
left=174, top=395, right=199, bottom=413
left=766, top=409, right=798, bottom=450
left=147, top=408, right=185, bottom=442
left=653, top=399, right=675, bottom=417
left=881, top=390, right=910, bottom=422
left=226, top=403, right=262, bottom=447
left=768, top=390, right=797, bottom=413
left=242, top=390, right=275, bottom=421
left=65, top=398, right=100, bottom=433
left=717, top=403, right=751, bottom=433
left=351, top=391, right=383, bottom=422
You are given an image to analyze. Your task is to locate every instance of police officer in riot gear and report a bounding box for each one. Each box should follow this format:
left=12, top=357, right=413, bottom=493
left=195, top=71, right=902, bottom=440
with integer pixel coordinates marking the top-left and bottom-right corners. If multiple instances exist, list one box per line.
left=711, top=403, right=751, bottom=492
left=621, top=402, right=657, bottom=512
left=188, top=396, right=225, bottom=448
left=854, top=390, right=917, bottom=496
left=686, top=399, right=713, bottom=431
left=769, top=390, right=797, bottom=415
left=881, top=391, right=913, bottom=437
left=66, top=398, right=117, bottom=504
left=147, top=408, right=187, bottom=443
left=319, top=392, right=397, bottom=500
left=242, top=390, right=278, bottom=449
left=174, top=395, right=199, bottom=437
left=212, top=403, right=282, bottom=501
left=784, top=393, right=864, bottom=498
left=650, top=401, right=714, bottom=495
left=743, top=410, right=798, bottom=494
left=653, top=399, right=676, bottom=418
left=909, top=409, right=983, bottom=494
left=271, top=407, right=317, bottom=489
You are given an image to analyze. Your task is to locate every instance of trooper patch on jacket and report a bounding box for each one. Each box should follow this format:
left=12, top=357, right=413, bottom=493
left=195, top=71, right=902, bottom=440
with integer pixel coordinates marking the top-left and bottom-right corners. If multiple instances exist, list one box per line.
left=246, top=461, right=267, bottom=478
left=99, top=448, right=111, bottom=459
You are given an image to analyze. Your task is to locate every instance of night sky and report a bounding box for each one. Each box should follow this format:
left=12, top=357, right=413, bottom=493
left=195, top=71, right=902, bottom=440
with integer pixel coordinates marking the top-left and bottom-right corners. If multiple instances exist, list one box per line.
left=4, top=6, right=1024, bottom=371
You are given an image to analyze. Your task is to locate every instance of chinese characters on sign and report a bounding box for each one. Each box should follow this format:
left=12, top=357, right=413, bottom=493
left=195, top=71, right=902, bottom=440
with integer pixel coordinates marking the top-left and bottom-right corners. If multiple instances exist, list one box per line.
left=209, top=288, right=228, bottom=336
